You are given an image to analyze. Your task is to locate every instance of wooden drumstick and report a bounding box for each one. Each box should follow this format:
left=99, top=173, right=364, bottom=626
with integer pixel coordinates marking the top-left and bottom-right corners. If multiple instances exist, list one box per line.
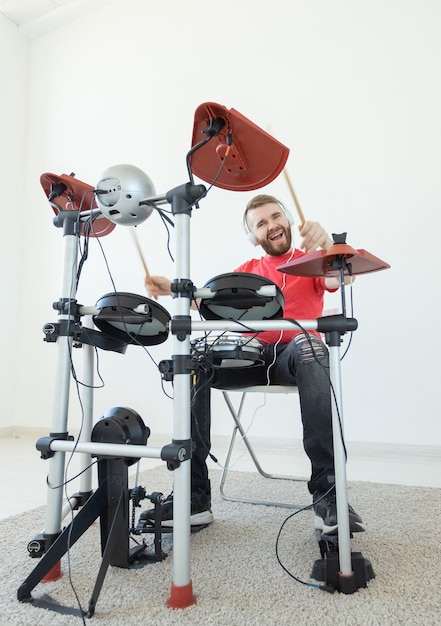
left=282, top=168, right=306, bottom=225
left=130, top=228, right=152, bottom=286
left=265, top=122, right=306, bottom=225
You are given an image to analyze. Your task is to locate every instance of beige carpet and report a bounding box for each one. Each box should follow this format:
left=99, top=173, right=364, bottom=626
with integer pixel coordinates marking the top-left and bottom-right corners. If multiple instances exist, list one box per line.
left=1, top=465, right=440, bottom=626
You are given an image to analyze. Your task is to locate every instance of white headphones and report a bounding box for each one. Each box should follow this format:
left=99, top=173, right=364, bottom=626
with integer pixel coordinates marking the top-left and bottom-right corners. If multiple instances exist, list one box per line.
left=242, top=198, right=294, bottom=246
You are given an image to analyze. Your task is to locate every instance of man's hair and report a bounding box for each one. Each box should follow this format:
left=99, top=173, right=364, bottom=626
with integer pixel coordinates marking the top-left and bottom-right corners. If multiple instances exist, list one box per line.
left=245, top=194, right=281, bottom=213
left=244, top=194, right=283, bottom=228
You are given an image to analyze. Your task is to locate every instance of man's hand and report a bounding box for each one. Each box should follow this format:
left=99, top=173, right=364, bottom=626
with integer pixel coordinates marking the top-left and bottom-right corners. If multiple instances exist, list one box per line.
left=298, top=221, right=333, bottom=253
left=145, top=275, right=172, bottom=300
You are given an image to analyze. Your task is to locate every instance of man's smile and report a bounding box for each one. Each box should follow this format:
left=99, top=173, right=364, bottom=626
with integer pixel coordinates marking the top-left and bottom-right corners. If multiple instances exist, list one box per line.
left=269, top=229, right=284, bottom=241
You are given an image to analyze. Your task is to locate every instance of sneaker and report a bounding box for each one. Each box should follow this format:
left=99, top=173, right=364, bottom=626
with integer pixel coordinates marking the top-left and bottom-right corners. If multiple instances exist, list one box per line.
left=313, top=492, right=365, bottom=535
left=138, top=491, right=214, bottom=530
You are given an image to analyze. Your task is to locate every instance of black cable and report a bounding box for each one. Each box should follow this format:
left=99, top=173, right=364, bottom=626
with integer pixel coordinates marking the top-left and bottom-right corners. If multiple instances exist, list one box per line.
left=152, top=207, right=174, bottom=262
left=42, top=181, right=168, bottom=620
left=340, top=280, right=355, bottom=360
left=278, top=319, right=348, bottom=460
left=46, top=459, right=98, bottom=492
left=275, top=487, right=336, bottom=593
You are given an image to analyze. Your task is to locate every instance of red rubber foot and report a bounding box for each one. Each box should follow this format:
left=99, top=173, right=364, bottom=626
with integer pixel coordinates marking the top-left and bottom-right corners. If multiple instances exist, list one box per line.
left=42, top=560, right=63, bottom=583
left=166, top=581, right=196, bottom=609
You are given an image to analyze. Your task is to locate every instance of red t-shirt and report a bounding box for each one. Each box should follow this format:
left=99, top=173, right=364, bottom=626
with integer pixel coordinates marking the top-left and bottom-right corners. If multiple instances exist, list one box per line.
left=234, top=249, right=336, bottom=344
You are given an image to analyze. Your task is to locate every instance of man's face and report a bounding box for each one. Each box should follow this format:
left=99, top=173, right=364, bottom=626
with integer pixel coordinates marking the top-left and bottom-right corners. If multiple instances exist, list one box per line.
left=246, top=202, right=292, bottom=256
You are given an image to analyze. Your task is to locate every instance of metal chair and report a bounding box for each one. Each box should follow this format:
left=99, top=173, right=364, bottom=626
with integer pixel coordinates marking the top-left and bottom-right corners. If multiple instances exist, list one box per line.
left=217, top=385, right=308, bottom=508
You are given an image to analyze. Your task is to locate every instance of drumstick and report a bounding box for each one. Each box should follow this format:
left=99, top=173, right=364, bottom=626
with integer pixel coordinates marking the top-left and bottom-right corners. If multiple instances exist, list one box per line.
left=265, top=122, right=306, bottom=225
left=282, top=168, right=306, bottom=225
left=130, top=228, right=153, bottom=286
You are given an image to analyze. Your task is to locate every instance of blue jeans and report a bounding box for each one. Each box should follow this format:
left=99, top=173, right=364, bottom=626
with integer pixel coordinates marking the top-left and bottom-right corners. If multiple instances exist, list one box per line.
left=190, top=333, right=335, bottom=498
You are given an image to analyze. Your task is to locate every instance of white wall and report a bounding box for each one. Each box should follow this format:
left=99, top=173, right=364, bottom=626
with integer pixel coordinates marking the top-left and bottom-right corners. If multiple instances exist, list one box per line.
left=4, top=0, right=441, bottom=446
left=0, top=15, right=29, bottom=430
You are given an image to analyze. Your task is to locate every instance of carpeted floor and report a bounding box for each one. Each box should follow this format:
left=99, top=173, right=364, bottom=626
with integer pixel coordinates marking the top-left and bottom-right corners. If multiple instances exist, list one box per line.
left=1, top=465, right=440, bottom=626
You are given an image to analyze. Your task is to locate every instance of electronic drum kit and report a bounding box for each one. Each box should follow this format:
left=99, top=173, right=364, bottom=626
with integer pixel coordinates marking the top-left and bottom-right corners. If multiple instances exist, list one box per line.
left=21, top=103, right=390, bottom=609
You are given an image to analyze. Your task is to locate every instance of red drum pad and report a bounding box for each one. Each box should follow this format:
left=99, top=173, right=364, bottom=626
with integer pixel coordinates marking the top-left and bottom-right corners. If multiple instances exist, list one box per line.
left=190, top=102, right=289, bottom=191
left=40, top=172, right=116, bottom=237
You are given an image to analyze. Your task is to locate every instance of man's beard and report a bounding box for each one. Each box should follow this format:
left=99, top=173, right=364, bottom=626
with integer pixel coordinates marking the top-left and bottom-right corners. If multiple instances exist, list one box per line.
left=259, top=226, right=292, bottom=256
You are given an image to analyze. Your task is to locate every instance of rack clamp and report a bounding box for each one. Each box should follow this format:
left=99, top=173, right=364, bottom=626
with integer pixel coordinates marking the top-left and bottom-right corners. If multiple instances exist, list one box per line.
left=42, top=298, right=85, bottom=343
left=36, top=432, right=74, bottom=460
left=158, top=354, right=199, bottom=381
left=171, top=279, right=194, bottom=298
left=317, top=313, right=358, bottom=348
left=160, top=438, right=192, bottom=471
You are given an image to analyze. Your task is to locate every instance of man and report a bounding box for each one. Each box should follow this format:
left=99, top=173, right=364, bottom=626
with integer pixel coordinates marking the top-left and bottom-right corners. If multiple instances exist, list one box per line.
left=140, top=194, right=364, bottom=535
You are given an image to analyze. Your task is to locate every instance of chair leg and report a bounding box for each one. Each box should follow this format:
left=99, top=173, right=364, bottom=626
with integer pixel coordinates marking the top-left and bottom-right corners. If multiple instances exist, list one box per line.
left=219, top=391, right=307, bottom=509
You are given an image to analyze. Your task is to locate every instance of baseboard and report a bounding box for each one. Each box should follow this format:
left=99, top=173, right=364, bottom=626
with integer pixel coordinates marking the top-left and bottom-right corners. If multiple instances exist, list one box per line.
left=0, top=426, right=15, bottom=438
left=2, top=427, right=440, bottom=488
left=0, top=425, right=80, bottom=439
left=3, top=427, right=441, bottom=456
